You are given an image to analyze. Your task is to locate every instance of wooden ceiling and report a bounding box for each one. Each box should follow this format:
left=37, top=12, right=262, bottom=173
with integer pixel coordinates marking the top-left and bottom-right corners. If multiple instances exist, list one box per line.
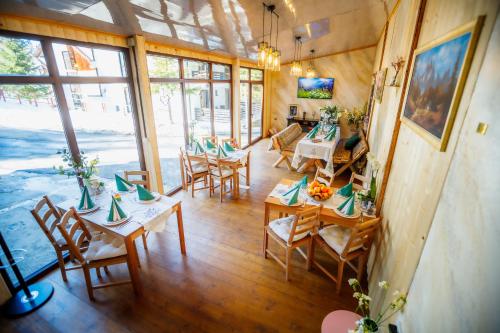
left=0, top=0, right=396, bottom=62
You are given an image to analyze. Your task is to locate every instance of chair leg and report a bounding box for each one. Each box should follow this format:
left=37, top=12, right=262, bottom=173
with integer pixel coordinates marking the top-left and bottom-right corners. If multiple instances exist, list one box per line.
left=83, top=266, right=94, bottom=301
left=306, top=238, right=314, bottom=271
left=220, top=179, right=223, bottom=203
left=285, top=247, right=291, bottom=281
left=191, top=177, right=195, bottom=198
left=263, top=230, right=269, bottom=258
left=104, top=266, right=110, bottom=274
left=142, top=233, right=148, bottom=251
left=56, top=250, right=67, bottom=282
left=336, top=261, right=345, bottom=294
left=357, top=255, right=366, bottom=281
left=96, top=267, right=102, bottom=279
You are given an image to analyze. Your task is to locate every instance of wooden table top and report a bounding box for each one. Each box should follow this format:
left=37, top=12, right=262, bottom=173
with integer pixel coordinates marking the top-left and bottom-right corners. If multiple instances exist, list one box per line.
left=265, top=178, right=362, bottom=228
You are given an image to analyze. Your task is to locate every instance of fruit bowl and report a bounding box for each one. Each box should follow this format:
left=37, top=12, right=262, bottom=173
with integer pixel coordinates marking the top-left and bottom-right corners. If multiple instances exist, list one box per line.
left=307, top=180, right=333, bottom=201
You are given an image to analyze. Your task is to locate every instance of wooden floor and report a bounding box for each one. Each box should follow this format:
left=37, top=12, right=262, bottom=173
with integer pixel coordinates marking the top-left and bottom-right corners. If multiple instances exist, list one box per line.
left=1, top=139, right=359, bottom=333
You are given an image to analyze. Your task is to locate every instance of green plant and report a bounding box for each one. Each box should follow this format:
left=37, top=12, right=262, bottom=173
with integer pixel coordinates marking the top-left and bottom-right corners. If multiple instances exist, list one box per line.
left=348, top=279, right=407, bottom=333
left=344, top=103, right=367, bottom=129
left=320, top=104, right=342, bottom=123
left=55, top=148, right=100, bottom=180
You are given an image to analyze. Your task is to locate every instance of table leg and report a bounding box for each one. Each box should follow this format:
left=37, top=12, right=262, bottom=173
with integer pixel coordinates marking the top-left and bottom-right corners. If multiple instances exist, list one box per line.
left=175, top=204, right=186, bottom=255
left=297, top=158, right=317, bottom=173
left=125, top=233, right=143, bottom=296
left=263, top=203, right=270, bottom=254
left=233, top=168, right=240, bottom=199
left=246, top=154, right=250, bottom=186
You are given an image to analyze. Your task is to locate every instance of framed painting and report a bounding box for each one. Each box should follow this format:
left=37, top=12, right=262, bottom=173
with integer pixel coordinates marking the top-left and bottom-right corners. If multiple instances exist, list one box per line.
left=289, top=104, right=298, bottom=117
left=401, top=17, right=484, bottom=151
left=374, top=68, right=387, bottom=102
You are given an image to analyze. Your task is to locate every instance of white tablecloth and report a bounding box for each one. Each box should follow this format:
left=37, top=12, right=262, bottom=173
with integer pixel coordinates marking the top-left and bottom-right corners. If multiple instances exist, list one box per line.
left=291, top=130, right=341, bottom=169
left=59, top=187, right=179, bottom=233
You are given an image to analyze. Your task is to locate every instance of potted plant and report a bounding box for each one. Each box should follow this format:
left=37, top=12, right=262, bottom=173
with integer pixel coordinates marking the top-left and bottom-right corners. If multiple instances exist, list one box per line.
left=55, top=148, right=104, bottom=195
left=320, top=105, right=342, bottom=125
left=357, top=152, right=381, bottom=216
left=348, top=278, right=407, bottom=333
left=344, top=104, right=367, bottom=133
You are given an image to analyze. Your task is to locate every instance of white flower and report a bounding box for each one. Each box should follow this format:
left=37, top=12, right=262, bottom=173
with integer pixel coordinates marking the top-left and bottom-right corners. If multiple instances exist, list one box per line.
left=393, top=290, right=401, bottom=297
left=353, top=292, right=362, bottom=299
left=372, top=160, right=381, bottom=171
left=378, top=281, right=389, bottom=290
left=366, top=152, right=375, bottom=162
left=348, top=278, right=359, bottom=287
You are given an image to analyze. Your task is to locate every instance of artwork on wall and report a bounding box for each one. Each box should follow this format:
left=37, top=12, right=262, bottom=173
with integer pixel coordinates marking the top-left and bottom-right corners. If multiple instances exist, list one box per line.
left=374, top=68, right=387, bottom=102
left=401, top=17, right=483, bottom=151
left=289, top=104, right=298, bottom=117
left=297, top=77, right=334, bottom=99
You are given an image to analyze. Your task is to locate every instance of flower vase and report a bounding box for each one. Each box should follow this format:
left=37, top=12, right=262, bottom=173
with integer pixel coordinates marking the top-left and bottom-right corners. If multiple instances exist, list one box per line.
left=358, top=318, right=379, bottom=332
left=83, top=175, right=104, bottom=196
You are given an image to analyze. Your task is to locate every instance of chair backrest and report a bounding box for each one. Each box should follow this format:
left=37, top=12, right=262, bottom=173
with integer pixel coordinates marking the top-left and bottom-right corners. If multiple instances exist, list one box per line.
left=181, top=147, right=208, bottom=175
left=271, top=123, right=302, bottom=151
left=201, top=136, right=218, bottom=146
left=56, top=207, right=93, bottom=263
left=207, top=156, right=232, bottom=177
left=315, top=167, right=334, bottom=186
left=288, top=205, right=322, bottom=245
left=31, top=195, right=63, bottom=248
left=349, top=172, right=370, bottom=191
left=221, top=138, right=240, bottom=149
left=124, top=170, right=151, bottom=190
left=341, top=217, right=381, bottom=258
left=351, top=131, right=368, bottom=162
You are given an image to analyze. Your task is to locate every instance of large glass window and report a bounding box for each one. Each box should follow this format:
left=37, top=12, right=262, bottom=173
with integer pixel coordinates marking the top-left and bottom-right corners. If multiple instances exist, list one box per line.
left=0, top=84, right=80, bottom=281
left=186, top=82, right=211, bottom=143
left=239, top=67, right=264, bottom=147
left=183, top=59, right=209, bottom=79
left=147, top=55, right=180, bottom=79
left=0, top=34, right=142, bottom=286
left=213, top=82, right=231, bottom=140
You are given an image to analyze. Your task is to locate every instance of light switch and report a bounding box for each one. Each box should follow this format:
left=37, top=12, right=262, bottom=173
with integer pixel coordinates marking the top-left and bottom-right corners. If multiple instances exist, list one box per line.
left=476, top=122, right=488, bottom=135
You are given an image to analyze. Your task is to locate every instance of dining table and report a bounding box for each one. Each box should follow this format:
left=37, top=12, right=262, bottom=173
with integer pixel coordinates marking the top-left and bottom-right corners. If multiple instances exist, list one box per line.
left=291, top=129, right=341, bottom=173
left=263, top=178, right=369, bottom=253
left=57, top=186, right=186, bottom=296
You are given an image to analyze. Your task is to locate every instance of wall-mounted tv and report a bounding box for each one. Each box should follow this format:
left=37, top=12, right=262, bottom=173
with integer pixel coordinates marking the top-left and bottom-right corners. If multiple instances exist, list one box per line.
left=297, top=77, right=334, bottom=99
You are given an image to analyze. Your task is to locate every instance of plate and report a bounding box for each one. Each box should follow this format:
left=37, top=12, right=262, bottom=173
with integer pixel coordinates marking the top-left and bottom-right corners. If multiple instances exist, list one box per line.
left=103, top=215, right=132, bottom=227
left=76, top=206, right=100, bottom=215
left=134, top=193, right=162, bottom=204
left=333, top=206, right=361, bottom=219
left=279, top=197, right=304, bottom=207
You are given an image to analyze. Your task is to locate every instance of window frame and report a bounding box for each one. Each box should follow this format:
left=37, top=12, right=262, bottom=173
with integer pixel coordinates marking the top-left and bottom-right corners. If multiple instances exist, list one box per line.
left=147, top=51, right=233, bottom=145
left=240, top=67, right=264, bottom=148
left=0, top=30, right=146, bottom=288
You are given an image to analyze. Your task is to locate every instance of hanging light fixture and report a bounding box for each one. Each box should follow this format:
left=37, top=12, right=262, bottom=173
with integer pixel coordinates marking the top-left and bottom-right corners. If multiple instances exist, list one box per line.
left=290, top=36, right=303, bottom=77
left=305, top=49, right=317, bottom=78
left=258, top=3, right=280, bottom=71
left=257, top=3, right=268, bottom=67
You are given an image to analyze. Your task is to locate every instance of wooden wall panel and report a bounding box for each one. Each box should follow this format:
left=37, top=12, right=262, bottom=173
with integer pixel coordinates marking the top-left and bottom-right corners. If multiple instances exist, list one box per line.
left=270, top=47, right=376, bottom=138
left=366, top=0, right=500, bottom=327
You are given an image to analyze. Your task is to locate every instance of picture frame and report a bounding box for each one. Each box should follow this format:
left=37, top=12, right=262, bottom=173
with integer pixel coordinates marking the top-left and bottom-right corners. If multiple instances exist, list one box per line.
left=374, top=68, right=387, bottom=102
left=289, top=104, right=298, bottom=117
left=401, top=16, right=484, bottom=151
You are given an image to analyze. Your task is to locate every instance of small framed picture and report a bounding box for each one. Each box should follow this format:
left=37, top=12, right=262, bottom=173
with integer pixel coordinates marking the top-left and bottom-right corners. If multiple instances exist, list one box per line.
left=289, top=104, right=298, bottom=117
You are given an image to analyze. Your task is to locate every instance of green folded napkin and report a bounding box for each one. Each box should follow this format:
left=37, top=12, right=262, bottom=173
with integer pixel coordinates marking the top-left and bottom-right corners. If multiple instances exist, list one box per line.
left=107, top=196, right=127, bottom=222
left=223, top=141, right=235, bottom=152
left=337, top=193, right=355, bottom=215
left=298, top=175, right=308, bottom=188
left=337, top=182, right=353, bottom=197
left=115, top=174, right=133, bottom=192
left=217, top=145, right=228, bottom=158
left=325, top=126, right=337, bottom=141
left=194, top=141, right=205, bottom=154
left=136, top=184, right=155, bottom=201
left=205, top=138, right=216, bottom=149
left=283, top=182, right=301, bottom=196
left=78, top=185, right=94, bottom=210
left=306, top=125, right=320, bottom=139
left=285, top=186, right=301, bottom=206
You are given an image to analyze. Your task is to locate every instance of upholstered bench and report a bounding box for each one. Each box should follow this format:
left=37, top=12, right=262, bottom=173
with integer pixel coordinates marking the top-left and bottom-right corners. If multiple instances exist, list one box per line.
left=332, top=130, right=368, bottom=176
left=269, top=123, right=306, bottom=170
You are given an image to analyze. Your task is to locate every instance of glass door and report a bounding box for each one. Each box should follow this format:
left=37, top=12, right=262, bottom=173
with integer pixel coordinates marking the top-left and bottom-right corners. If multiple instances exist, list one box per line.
left=239, top=68, right=263, bottom=147
left=250, top=83, right=263, bottom=142
left=239, top=82, right=250, bottom=147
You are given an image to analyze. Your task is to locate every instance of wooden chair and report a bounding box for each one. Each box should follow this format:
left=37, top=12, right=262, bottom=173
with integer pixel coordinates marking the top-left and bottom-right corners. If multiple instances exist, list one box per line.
left=269, top=123, right=304, bottom=170
left=264, top=206, right=321, bottom=280
left=31, top=195, right=85, bottom=282
left=124, top=170, right=152, bottom=250
left=57, top=207, right=132, bottom=301
left=124, top=170, right=151, bottom=190
left=221, top=137, right=240, bottom=149
left=314, top=166, right=335, bottom=186
left=201, top=135, right=218, bottom=147
left=349, top=172, right=370, bottom=191
left=333, top=130, right=369, bottom=177
left=181, top=148, right=210, bottom=197
left=208, top=157, right=234, bottom=202
left=309, top=217, right=381, bottom=293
